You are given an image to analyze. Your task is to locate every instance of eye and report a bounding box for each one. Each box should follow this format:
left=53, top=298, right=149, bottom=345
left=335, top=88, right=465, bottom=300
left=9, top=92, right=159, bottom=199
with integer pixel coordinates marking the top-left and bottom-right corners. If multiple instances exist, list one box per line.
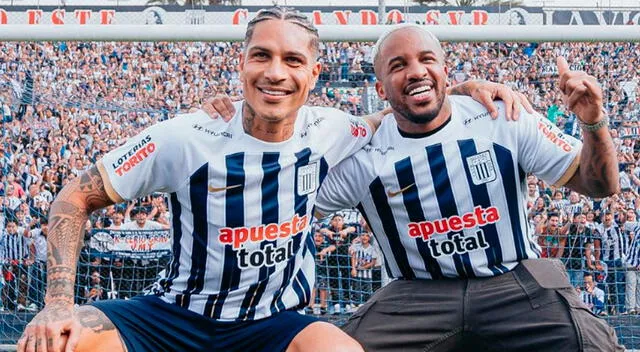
left=286, top=57, right=303, bottom=65
left=253, top=52, right=268, bottom=60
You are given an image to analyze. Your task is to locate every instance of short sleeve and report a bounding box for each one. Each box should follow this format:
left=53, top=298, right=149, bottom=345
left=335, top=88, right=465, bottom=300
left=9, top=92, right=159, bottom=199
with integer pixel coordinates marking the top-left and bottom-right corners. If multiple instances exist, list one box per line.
left=517, top=112, right=582, bottom=187
left=321, top=109, right=373, bottom=166
left=316, top=154, right=370, bottom=216
left=98, top=119, right=189, bottom=201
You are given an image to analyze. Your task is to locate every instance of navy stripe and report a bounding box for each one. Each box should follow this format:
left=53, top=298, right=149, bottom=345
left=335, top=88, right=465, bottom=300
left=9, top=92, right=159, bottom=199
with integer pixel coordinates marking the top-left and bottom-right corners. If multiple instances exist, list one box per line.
left=493, top=144, right=527, bottom=262
left=210, top=153, right=246, bottom=319
left=457, top=140, right=507, bottom=275
left=426, top=144, right=471, bottom=277
left=271, top=148, right=312, bottom=314
left=369, top=177, right=415, bottom=279
left=394, top=157, right=443, bottom=279
left=357, top=203, right=394, bottom=279
left=163, top=192, right=183, bottom=292
left=292, top=268, right=312, bottom=310
left=239, top=152, right=281, bottom=320
left=183, top=163, right=209, bottom=296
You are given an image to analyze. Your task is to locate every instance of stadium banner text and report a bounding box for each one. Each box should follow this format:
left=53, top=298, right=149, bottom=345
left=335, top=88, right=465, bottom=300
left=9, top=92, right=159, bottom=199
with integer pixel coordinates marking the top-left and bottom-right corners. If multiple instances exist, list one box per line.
left=89, top=228, right=171, bottom=260
left=0, top=5, right=639, bottom=26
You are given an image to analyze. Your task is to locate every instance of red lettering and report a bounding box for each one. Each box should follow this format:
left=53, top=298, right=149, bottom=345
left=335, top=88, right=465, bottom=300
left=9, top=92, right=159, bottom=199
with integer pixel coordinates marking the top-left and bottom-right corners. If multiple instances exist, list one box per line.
left=147, top=142, right=156, bottom=153
left=280, top=222, right=291, bottom=237
left=115, top=167, right=123, bottom=176
left=74, top=10, right=91, bottom=25
left=250, top=226, right=263, bottom=242
left=333, top=10, right=351, bottom=25
left=462, top=213, right=475, bottom=228
left=447, top=10, right=465, bottom=25
left=100, top=10, right=116, bottom=25
left=52, top=9, right=65, bottom=25
left=312, top=10, right=323, bottom=25
left=265, top=224, right=279, bottom=240
left=360, top=10, right=377, bottom=25
left=472, top=10, right=489, bottom=25
left=386, top=9, right=404, bottom=24
left=0, top=9, right=6, bottom=25
left=234, top=228, right=249, bottom=249
left=232, top=8, right=248, bottom=25
left=128, top=155, right=140, bottom=168
left=122, top=162, right=131, bottom=172
left=408, top=223, right=421, bottom=238
left=419, top=222, right=434, bottom=240
left=27, top=9, right=43, bottom=25
left=474, top=206, right=487, bottom=225
left=425, top=10, right=440, bottom=25
left=449, top=216, right=463, bottom=232
left=406, top=206, right=502, bottom=240
left=433, top=219, right=448, bottom=233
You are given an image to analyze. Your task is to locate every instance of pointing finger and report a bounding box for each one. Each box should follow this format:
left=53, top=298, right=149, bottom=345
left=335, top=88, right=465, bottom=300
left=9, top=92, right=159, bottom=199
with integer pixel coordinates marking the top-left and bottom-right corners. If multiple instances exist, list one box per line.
left=557, top=56, right=570, bottom=77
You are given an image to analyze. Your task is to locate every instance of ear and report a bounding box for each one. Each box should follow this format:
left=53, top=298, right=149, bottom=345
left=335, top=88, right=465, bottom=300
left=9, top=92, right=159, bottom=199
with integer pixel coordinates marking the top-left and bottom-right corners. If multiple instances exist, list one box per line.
left=239, top=52, right=245, bottom=81
left=375, top=81, right=386, bottom=101
left=310, top=61, right=322, bottom=91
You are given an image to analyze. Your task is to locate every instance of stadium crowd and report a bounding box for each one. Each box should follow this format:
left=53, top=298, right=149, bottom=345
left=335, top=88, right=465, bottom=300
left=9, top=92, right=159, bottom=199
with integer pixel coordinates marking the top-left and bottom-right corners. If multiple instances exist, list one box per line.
left=0, top=39, right=639, bottom=320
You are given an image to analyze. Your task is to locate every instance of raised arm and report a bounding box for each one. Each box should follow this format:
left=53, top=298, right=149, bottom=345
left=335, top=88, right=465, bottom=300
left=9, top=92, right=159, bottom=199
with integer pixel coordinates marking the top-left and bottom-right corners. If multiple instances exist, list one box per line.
left=556, top=57, right=620, bottom=198
left=18, top=163, right=118, bottom=352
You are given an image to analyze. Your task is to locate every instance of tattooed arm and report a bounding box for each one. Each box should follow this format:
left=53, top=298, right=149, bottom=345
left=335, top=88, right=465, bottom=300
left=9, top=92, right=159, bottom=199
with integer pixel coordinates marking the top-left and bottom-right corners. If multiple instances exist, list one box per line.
left=556, top=56, right=619, bottom=198
left=18, top=162, right=119, bottom=352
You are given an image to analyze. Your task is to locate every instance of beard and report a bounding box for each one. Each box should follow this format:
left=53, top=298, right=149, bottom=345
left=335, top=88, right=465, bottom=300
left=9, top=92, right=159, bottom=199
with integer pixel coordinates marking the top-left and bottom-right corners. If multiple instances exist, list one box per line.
left=387, top=86, right=446, bottom=125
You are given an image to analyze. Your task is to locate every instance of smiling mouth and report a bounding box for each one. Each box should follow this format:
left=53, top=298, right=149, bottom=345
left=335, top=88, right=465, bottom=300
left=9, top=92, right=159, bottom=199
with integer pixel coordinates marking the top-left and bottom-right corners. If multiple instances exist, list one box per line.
left=258, top=87, right=293, bottom=97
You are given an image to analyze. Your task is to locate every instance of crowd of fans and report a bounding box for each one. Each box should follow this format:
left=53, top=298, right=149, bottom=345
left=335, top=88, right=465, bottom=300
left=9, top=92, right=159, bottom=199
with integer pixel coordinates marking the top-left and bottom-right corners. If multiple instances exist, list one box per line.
left=0, top=39, right=639, bottom=322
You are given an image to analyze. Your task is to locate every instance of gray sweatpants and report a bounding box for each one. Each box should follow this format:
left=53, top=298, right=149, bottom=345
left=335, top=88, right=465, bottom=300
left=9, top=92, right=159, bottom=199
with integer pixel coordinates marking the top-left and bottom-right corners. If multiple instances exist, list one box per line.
left=343, top=259, right=623, bottom=352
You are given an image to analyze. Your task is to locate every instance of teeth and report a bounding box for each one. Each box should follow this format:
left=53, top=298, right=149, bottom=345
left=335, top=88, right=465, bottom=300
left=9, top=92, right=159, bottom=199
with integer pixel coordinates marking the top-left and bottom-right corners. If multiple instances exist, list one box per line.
left=261, top=89, right=287, bottom=96
left=409, top=86, right=431, bottom=96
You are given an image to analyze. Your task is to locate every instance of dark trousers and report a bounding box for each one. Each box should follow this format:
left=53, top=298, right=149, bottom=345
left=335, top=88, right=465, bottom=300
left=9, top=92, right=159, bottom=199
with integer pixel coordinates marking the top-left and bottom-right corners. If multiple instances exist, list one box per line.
left=343, top=259, right=623, bottom=352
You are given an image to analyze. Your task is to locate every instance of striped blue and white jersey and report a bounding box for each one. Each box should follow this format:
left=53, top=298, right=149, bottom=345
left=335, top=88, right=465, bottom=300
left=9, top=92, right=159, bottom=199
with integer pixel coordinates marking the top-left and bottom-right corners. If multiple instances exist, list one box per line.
left=99, top=101, right=371, bottom=321
left=316, top=96, right=582, bottom=279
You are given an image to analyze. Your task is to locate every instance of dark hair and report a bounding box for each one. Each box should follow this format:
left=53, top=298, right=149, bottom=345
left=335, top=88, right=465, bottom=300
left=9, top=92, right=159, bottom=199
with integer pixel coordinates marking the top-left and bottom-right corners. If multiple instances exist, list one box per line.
left=245, top=6, right=319, bottom=58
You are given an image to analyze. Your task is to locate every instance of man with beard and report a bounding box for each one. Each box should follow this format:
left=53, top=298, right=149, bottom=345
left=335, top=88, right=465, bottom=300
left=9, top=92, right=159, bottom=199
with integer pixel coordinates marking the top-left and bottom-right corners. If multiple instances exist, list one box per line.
left=314, top=25, right=623, bottom=351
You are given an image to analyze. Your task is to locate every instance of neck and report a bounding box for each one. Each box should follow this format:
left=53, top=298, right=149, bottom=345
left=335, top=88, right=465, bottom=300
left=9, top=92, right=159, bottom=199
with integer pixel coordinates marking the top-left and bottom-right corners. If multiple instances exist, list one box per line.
left=394, top=97, right=452, bottom=135
left=242, top=102, right=296, bottom=143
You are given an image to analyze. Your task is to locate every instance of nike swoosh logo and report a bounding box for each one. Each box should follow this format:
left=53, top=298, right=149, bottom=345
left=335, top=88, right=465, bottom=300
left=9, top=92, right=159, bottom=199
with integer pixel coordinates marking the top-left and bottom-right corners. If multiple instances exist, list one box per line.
left=387, top=183, right=415, bottom=197
left=208, top=184, right=243, bottom=193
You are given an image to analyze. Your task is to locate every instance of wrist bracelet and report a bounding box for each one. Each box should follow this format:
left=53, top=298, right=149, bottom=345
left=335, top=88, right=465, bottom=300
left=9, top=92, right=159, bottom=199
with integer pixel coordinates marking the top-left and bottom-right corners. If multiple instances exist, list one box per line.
left=580, top=115, right=609, bottom=132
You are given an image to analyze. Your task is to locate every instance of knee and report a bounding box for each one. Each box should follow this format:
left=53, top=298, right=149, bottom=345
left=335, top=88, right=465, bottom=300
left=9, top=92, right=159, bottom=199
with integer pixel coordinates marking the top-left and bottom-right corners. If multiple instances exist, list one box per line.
left=287, top=322, right=363, bottom=352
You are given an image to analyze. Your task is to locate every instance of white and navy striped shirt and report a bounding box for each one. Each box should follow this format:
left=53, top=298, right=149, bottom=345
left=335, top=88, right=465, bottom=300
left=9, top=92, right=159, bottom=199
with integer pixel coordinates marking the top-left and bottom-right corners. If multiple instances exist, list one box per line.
left=352, top=243, right=377, bottom=279
left=317, top=96, right=582, bottom=279
left=624, top=221, right=640, bottom=267
left=99, top=101, right=371, bottom=321
left=598, top=224, right=629, bottom=262
left=1, top=229, right=29, bottom=261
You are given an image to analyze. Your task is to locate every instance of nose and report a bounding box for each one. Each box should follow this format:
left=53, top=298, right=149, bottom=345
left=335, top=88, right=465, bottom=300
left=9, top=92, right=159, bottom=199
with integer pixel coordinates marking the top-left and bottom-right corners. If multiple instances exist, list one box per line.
left=405, top=59, right=428, bottom=81
left=264, top=57, right=287, bottom=83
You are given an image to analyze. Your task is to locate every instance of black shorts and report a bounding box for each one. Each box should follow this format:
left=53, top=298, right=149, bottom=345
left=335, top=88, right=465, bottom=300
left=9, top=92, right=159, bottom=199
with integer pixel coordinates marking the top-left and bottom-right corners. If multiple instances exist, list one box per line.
left=343, top=259, right=624, bottom=352
left=92, top=295, right=319, bottom=352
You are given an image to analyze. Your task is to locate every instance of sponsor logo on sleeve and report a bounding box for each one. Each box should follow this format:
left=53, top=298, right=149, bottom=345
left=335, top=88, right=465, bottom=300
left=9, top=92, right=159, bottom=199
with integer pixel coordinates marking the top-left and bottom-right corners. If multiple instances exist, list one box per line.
left=349, top=118, right=368, bottom=138
left=112, top=135, right=156, bottom=176
left=192, top=123, right=233, bottom=138
left=537, top=120, right=574, bottom=152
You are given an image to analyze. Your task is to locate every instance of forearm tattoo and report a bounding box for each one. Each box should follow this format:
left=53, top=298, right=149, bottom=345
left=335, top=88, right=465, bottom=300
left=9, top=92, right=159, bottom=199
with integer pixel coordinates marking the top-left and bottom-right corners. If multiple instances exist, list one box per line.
left=46, top=166, right=113, bottom=303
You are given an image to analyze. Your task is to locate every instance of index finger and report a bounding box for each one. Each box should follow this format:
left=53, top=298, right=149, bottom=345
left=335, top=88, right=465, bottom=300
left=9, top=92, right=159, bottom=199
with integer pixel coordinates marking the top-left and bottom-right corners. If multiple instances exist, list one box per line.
left=557, top=56, right=570, bottom=77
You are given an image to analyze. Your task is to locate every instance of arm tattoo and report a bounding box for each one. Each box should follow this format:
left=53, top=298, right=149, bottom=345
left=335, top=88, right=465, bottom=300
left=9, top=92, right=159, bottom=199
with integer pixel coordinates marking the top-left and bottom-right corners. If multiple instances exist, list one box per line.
left=566, top=128, right=619, bottom=197
left=46, top=166, right=114, bottom=304
left=76, top=306, right=116, bottom=333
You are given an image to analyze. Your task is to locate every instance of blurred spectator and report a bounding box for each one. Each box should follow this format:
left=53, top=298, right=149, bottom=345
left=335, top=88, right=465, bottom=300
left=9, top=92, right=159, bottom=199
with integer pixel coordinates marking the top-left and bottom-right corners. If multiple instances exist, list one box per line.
left=310, top=230, right=335, bottom=315
left=580, top=272, right=606, bottom=316
left=350, top=233, right=377, bottom=308
left=320, top=214, right=357, bottom=314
